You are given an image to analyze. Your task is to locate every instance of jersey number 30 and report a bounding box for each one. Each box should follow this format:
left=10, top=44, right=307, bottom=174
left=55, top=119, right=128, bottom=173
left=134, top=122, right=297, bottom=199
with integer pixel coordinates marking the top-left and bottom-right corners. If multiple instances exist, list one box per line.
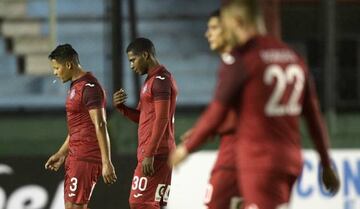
left=264, top=64, right=305, bottom=116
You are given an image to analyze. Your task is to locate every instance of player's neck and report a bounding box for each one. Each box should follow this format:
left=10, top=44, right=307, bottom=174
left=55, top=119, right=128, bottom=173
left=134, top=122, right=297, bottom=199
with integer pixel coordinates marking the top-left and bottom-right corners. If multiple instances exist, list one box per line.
left=218, top=45, right=233, bottom=54
left=147, top=59, right=160, bottom=75
left=71, top=67, right=86, bottom=81
left=236, top=27, right=259, bottom=46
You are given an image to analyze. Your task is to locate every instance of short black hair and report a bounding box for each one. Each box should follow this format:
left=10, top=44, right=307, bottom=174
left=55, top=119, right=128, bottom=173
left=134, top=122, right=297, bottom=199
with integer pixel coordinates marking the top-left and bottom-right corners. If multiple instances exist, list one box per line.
left=126, top=37, right=156, bottom=56
left=48, top=43, right=80, bottom=64
left=209, top=9, right=220, bottom=19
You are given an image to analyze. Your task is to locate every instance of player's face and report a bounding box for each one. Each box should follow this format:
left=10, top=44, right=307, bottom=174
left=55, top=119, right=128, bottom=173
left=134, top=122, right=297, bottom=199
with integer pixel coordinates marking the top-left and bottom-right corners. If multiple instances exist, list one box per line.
left=205, top=16, right=226, bottom=52
left=220, top=8, right=239, bottom=47
left=50, top=59, right=72, bottom=83
left=127, top=51, right=147, bottom=75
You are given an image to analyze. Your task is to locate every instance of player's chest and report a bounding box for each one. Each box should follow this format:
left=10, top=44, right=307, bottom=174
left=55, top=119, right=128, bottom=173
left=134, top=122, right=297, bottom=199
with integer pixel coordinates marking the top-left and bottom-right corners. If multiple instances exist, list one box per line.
left=66, top=87, right=83, bottom=112
left=140, top=81, right=154, bottom=102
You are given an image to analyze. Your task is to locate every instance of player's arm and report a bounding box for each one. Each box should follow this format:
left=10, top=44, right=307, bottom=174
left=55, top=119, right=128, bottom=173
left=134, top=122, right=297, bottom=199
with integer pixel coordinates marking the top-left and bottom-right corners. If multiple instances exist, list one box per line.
left=85, top=84, right=117, bottom=184
left=170, top=59, right=247, bottom=166
left=303, top=76, right=331, bottom=166
left=216, top=109, right=237, bottom=135
left=142, top=76, right=172, bottom=176
left=45, top=135, right=69, bottom=171
left=89, top=108, right=117, bottom=184
left=302, top=75, right=339, bottom=194
left=113, top=89, right=140, bottom=123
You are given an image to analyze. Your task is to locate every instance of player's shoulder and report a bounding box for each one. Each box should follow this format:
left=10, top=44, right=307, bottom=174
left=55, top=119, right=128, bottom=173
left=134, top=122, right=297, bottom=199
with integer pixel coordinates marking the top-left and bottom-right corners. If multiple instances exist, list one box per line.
left=154, top=68, right=172, bottom=82
left=79, top=74, right=104, bottom=93
left=256, top=36, right=304, bottom=64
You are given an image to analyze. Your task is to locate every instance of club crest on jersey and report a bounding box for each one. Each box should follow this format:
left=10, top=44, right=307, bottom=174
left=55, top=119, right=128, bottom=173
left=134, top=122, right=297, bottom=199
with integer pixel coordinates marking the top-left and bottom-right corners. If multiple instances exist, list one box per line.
left=142, top=84, right=148, bottom=94
left=69, top=89, right=76, bottom=99
left=221, top=53, right=235, bottom=65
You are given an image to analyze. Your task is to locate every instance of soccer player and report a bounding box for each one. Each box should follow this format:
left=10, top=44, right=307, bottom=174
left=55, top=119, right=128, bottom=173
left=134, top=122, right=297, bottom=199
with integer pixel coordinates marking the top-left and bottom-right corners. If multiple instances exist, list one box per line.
left=113, top=38, right=177, bottom=209
left=45, top=44, right=117, bottom=209
left=201, top=9, right=241, bottom=209
left=170, top=1, right=340, bottom=209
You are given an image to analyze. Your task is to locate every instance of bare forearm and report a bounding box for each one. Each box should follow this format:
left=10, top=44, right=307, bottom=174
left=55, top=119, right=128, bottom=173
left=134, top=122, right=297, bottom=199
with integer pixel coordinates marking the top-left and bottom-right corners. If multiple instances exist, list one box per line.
left=95, top=124, right=112, bottom=163
left=57, top=135, right=69, bottom=156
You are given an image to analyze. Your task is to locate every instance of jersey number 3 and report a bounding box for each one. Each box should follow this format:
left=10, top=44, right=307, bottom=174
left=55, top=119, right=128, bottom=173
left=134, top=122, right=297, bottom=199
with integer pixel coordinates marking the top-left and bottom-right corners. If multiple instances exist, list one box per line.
left=264, top=64, right=305, bottom=116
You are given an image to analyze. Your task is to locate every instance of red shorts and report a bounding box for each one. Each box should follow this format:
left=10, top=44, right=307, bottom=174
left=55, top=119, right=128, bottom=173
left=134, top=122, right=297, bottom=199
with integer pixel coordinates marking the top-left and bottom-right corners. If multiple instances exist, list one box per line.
left=64, top=158, right=102, bottom=204
left=129, top=157, right=172, bottom=208
left=239, top=171, right=297, bottom=209
left=204, top=134, right=242, bottom=209
left=204, top=168, right=242, bottom=209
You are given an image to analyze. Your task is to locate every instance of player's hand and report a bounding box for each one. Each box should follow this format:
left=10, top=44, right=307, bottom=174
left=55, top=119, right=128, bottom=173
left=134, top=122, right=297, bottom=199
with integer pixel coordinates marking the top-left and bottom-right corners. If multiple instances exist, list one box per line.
left=169, top=144, right=189, bottom=167
left=113, top=88, right=128, bottom=106
left=45, top=153, right=66, bottom=171
left=180, top=129, right=193, bottom=142
left=102, top=161, right=117, bottom=185
left=322, top=165, right=340, bottom=195
left=142, top=156, right=154, bottom=177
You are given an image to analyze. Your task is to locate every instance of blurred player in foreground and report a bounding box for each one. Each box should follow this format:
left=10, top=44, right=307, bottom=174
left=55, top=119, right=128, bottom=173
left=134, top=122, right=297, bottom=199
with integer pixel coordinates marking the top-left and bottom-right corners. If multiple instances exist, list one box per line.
left=45, top=44, right=117, bottom=209
left=201, top=9, right=241, bottom=209
left=170, top=1, right=340, bottom=209
left=113, top=38, right=177, bottom=209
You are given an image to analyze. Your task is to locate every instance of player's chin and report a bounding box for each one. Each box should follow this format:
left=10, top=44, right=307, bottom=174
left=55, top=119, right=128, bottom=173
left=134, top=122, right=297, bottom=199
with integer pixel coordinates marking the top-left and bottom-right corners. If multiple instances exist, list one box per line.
left=211, top=44, right=220, bottom=52
left=62, top=78, right=70, bottom=83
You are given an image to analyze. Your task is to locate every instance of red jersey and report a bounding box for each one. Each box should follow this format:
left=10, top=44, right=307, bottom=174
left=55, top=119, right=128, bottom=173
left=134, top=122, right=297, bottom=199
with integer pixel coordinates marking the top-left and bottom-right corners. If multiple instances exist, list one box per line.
left=66, top=73, right=105, bottom=163
left=186, top=35, right=330, bottom=175
left=137, top=65, right=177, bottom=161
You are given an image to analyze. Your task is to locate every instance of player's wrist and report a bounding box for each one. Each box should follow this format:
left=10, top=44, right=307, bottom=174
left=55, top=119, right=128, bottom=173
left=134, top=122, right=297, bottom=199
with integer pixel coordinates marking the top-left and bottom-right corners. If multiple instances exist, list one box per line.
left=56, top=150, right=67, bottom=157
left=175, top=144, right=189, bottom=160
left=102, top=158, right=112, bottom=164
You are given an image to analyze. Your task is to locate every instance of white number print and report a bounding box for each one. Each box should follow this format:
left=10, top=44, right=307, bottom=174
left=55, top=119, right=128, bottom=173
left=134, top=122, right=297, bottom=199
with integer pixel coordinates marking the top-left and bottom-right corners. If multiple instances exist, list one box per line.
left=69, top=177, right=78, bottom=192
left=132, top=176, right=148, bottom=191
left=264, top=64, right=305, bottom=116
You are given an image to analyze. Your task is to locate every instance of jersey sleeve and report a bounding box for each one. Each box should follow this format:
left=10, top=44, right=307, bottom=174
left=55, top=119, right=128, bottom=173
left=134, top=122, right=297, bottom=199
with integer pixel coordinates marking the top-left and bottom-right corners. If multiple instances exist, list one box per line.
left=83, top=83, right=104, bottom=109
left=116, top=104, right=140, bottom=123
left=152, top=75, right=171, bottom=101
left=184, top=56, right=248, bottom=152
left=143, top=100, right=170, bottom=157
left=214, top=59, right=248, bottom=106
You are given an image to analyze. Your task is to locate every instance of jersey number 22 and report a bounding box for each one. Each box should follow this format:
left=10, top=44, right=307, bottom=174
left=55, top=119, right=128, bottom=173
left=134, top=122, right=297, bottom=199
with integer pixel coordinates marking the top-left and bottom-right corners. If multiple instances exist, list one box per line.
left=264, top=64, right=305, bottom=116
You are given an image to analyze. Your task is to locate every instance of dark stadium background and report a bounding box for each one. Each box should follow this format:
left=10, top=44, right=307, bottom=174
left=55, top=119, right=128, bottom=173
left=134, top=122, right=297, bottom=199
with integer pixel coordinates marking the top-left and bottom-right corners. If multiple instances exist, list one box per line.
left=0, top=0, right=359, bottom=208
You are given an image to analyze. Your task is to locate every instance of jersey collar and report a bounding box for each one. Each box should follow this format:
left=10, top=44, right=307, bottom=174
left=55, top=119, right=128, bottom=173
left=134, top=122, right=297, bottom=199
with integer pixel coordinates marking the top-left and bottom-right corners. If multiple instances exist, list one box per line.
left=233, top=35, right=262, bottom=54
left=147, top=65, right=165, bottom=78
left=71, top=72, right=94, bottom=87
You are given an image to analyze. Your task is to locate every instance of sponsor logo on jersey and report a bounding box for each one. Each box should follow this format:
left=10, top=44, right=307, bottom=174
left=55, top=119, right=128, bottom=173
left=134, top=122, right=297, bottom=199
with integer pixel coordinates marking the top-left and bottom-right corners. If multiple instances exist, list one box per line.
left=155, top=76, right=166, bottom=80
left=221, top=53, right=235, bottom=65
left=133, top=193, right=143, bottom=198
left=85, top=83, right=95, bottom=87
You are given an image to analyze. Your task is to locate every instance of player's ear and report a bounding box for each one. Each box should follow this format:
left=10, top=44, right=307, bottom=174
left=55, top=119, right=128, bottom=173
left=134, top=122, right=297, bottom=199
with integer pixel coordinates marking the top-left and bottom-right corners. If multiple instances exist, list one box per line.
left=65, top=61, right=72, bottom=70
left=142, top=51, right=149, bottom=60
